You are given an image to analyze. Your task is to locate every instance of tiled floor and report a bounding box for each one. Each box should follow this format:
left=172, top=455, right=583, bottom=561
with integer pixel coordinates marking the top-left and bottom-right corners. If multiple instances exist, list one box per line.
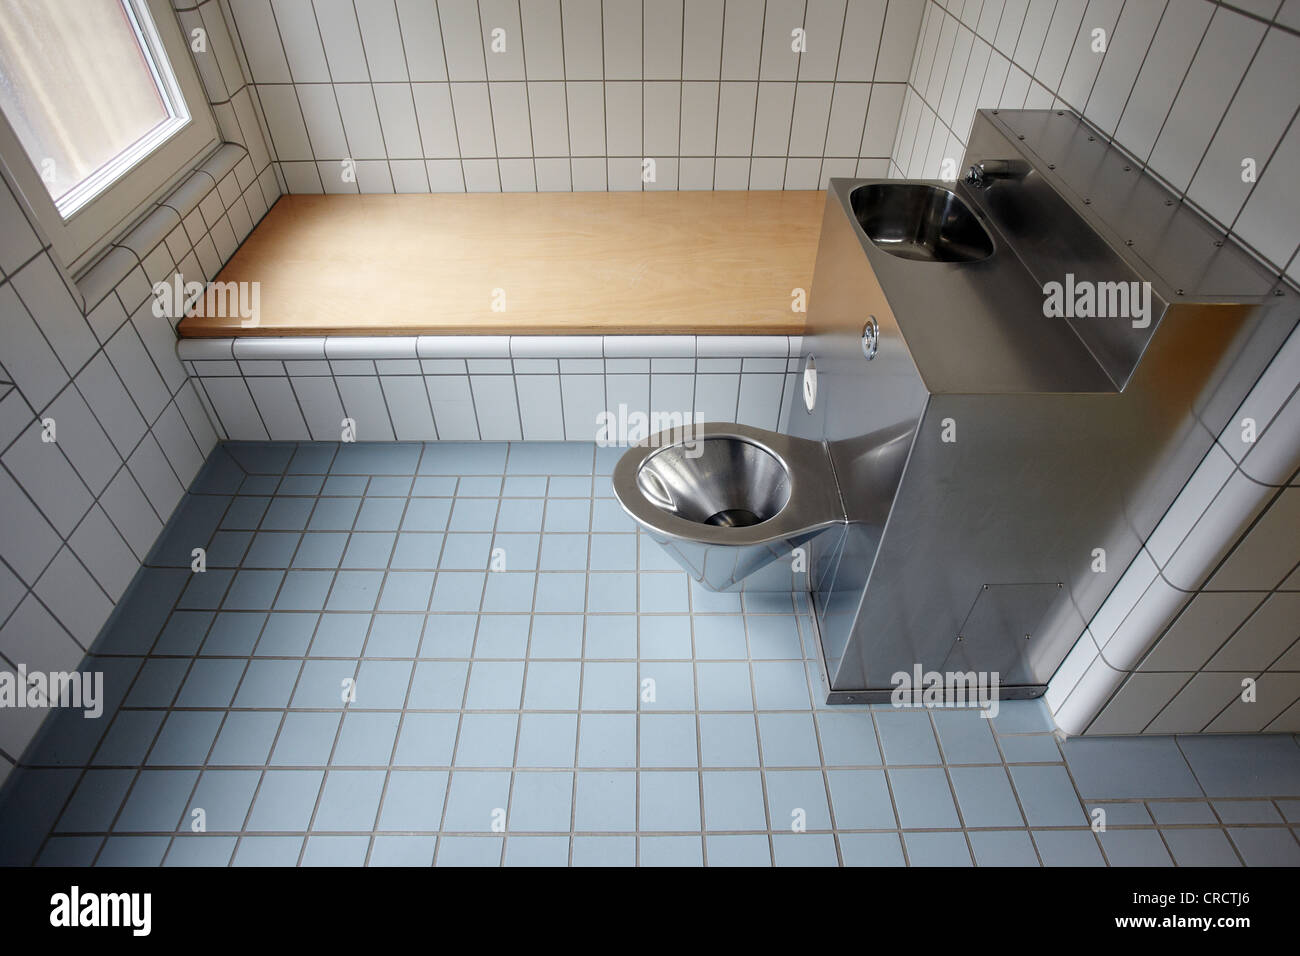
left=2, top=441, right=1300, bottom=867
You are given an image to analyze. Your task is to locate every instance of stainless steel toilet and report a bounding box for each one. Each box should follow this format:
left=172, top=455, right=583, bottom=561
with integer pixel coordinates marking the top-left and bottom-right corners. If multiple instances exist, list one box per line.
left=612, top=422, right=844, bottom=591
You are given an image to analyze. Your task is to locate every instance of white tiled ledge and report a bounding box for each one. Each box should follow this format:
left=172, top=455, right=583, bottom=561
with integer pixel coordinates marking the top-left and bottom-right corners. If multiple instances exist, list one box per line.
left=178, top=334, right=802, bottom=362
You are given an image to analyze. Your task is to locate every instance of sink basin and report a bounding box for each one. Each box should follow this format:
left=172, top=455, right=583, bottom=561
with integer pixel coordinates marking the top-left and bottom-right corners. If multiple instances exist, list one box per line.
left=851, top=183, right=994, bottom=263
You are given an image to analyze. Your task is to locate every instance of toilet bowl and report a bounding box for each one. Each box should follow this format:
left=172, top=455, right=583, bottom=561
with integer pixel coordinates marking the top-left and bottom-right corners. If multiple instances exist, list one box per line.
left=612, top=422, right=844, bottom=591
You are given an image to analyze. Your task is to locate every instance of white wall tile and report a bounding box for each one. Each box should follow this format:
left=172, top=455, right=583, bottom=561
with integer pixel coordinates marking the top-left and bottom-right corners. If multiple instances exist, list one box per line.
left=11, top=256, right=97, bottom=376
left=520, top=0, right=565, bottom=80
left=357, top=0, right=409, bottom=82
left=100, top=469, right=163, bottom=561
left=45, top=386, right=120, bottom=496
left=68, top=505, right=137, bottom=602
left=396, top=0, right=448, bottom=80
left=337, top=375, right=396, bottom=440
left=561, top=373, right=605, bottom=439
left=34, top=548, right=111, bottom=648
left=373, top=84, right=424, bottom=158
left=0, top=285, right=69, bottom=411
left=2, top=425, right=92, bottom=536
left=426, top=375, right=480, bottom=439
left=561, top=0, right=604, bottom=80
left=381, top=375, right=439, bottom=439
left=245, top=377, right=309, bottom=440
left=126, top=434, right=185, bottom=524
left=0, top=466, right=61, bottom=585
left=203, top=377, right=269, bottom=440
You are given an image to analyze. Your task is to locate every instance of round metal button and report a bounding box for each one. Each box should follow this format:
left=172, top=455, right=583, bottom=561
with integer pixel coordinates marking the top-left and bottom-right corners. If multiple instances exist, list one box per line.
left=862, top=317, right=879, bottom=360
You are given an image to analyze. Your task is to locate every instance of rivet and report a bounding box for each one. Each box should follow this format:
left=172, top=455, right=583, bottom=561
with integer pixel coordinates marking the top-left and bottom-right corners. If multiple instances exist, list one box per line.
left=1164, top=199, right=1173, bottom=206
left=1048, top=163, right=1055, bottom=169
left=1024, top=634, right=1031, bottom=641
left=1017, top=134, right=1025, bottom=140
left=1176, top=289, right=1184, bottom=296
left=1087, top=135, right=1094, bottom=141
left=1275, top=289, right=1286, bottom=297
left=957, top=635, right=964, bottom=642
left=992, top=109, right=999, bottom=114
left=1123, top=165, right=1131, bottom=171
left=1125, top=239, right=1133, bottom=246
left=1214, top=240, right=1223, bottom=247
left=982, top=584, right=989, bottom=590
left=1083, top=198, right=1091, bottom=204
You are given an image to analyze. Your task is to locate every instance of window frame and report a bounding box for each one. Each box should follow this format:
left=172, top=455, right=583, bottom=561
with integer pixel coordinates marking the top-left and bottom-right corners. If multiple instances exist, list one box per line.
left=0, top=0, right=220, bottom=276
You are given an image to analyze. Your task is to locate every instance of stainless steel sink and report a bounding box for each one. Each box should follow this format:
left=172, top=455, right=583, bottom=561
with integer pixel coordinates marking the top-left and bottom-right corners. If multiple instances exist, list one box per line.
left=850, top=182, right=994, bottom=262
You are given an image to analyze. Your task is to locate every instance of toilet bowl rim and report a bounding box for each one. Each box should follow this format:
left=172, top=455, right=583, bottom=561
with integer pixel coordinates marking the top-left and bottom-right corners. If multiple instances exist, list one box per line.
left=610, top=421, right=842, bottom=547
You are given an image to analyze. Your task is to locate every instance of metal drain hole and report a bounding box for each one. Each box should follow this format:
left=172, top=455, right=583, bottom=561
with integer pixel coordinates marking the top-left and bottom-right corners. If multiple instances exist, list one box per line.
left=704, top=508, right=762, bottom=528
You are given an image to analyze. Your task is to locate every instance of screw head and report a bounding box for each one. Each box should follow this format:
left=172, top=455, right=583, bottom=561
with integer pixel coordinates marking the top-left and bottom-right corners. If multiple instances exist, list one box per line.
left=1087, top=135, right=1094, bottom=141
left=992, top=109, right=999, bottom=114
left=1125, top=239, right=1133, bottom=246
left=1123, top=165, right=1131, bottom=171
left=1018, top=134, right=1025, bottom=140
left=1275, top=289, right=1286, bottom=297
left=1083, top=198, right=1091, bottom=204
left=1164, top=199, right=1173, bottom=206
left=1048, top=163, right=1055, bottom=169
left=1056, top=110, right=1064, bottom=115
left=1176, top=289, right=1184, bottom=295
left=1214, top=239, right=1223, bottom=247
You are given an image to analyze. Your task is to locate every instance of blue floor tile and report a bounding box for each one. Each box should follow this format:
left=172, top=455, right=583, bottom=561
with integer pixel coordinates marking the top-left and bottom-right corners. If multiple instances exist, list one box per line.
left=875, top=710, right=942, bottom=765
left=271, top=712, right=342, bottom=766
left=516, top=714, right=578, bottom=767
left=455, top=713, right=519, bottom=767
left=1009, top=765, right=1088, bottom=827
left=577, top=715, right=637, bottom=768
left=903, top=831, right=972, bottom=866
left=573, top=771, right=636, bottom=831
left=949, top=766, right=1025, bottom=828
left=1176, top=735, right=1300, bottom=798
left=184, top=770, right=259, bottom=833
left=392, top=713, right=459, bottom=766
left=312, top=770, right=386, bottom=830
left=232, top=835, right=304, bottom=865
left=96, top=836, right=171, bottom=866
left=301, top=835, right=371, bottom=865
left=309, top=614, right=370, bottom=656
left=332, top=712, right=401, bottom=765
left=510, top=771, right=573, bottom=831
left=572, top=835, right=636, bottom=866
left=640, top=715, right=699, bottom=768
left=765, top=770, right=832, bottom=831
left=758, top=713, right=822, bottom=767
left=705, top=834, right=772, bottom=866
left=166, top=836, right=236, bottom=866
left=1161, top=827, right=1243, bottom=866
left=147, top=711, right=223, bottom=765
left=114, top=770, right=199, bottom=832
left=1062, top=736, right=1203, bottom=799
left=442, top=771, right=512, bottom=832
left=435, top=836, right=503, bottom=865
left=932, top=710, right=1001, bottom=764
left=815, top=712, right=881, bottom=766
left=585, top=615, right=638, bottom=658
left=826, top=769, right=896, bottom=829
left=464, top=662, right=525, bottom=710
left=969, top=830, right=1040, bottom=866
left=639, top=771, right=701, bottom=831
left=1032, top=829, right=1106, bottom=866
left=505, top=835, right=571, bottom=866
left=208, top=712, right=280, bottom=766
left=771, top=833, right=839, bottom=866
left=699, top=714, right=760, bottom=767
left=342, top=533, right=396, bottom=569
left=639, top=835, right=703, bottom=866
left=1227, top=827, right=1300, bottom=865
left=246, top=770, right=324, bottom=831
left=1098, top=828, right=1173, bottom=866
left=702, top=770, right=768, bottom=830
left=888, top=768, right=961, bottom=829
left=369, top=835, right=437, bottom=865
left=839, top=832, right=906, bottom=866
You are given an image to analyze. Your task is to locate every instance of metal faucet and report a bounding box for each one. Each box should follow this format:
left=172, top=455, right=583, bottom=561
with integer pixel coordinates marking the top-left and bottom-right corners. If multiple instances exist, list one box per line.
left=963, top=159, right=1028, bottom=188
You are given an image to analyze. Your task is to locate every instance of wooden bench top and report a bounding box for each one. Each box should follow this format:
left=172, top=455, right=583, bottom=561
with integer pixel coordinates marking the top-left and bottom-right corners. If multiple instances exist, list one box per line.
left=178, top=191, right=824, bottom=338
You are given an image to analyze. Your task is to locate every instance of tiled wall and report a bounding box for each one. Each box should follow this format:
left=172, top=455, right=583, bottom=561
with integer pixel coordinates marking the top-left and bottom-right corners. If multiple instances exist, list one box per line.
left=224, top=0, right=924, bottom=192
left=893, top=0, right=1300, bottom=282
left=181, top=335, right=803, bottom=440
left=0, top=0, right=281, bottom=786
left=890, top=0, right=1300, bottom=733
